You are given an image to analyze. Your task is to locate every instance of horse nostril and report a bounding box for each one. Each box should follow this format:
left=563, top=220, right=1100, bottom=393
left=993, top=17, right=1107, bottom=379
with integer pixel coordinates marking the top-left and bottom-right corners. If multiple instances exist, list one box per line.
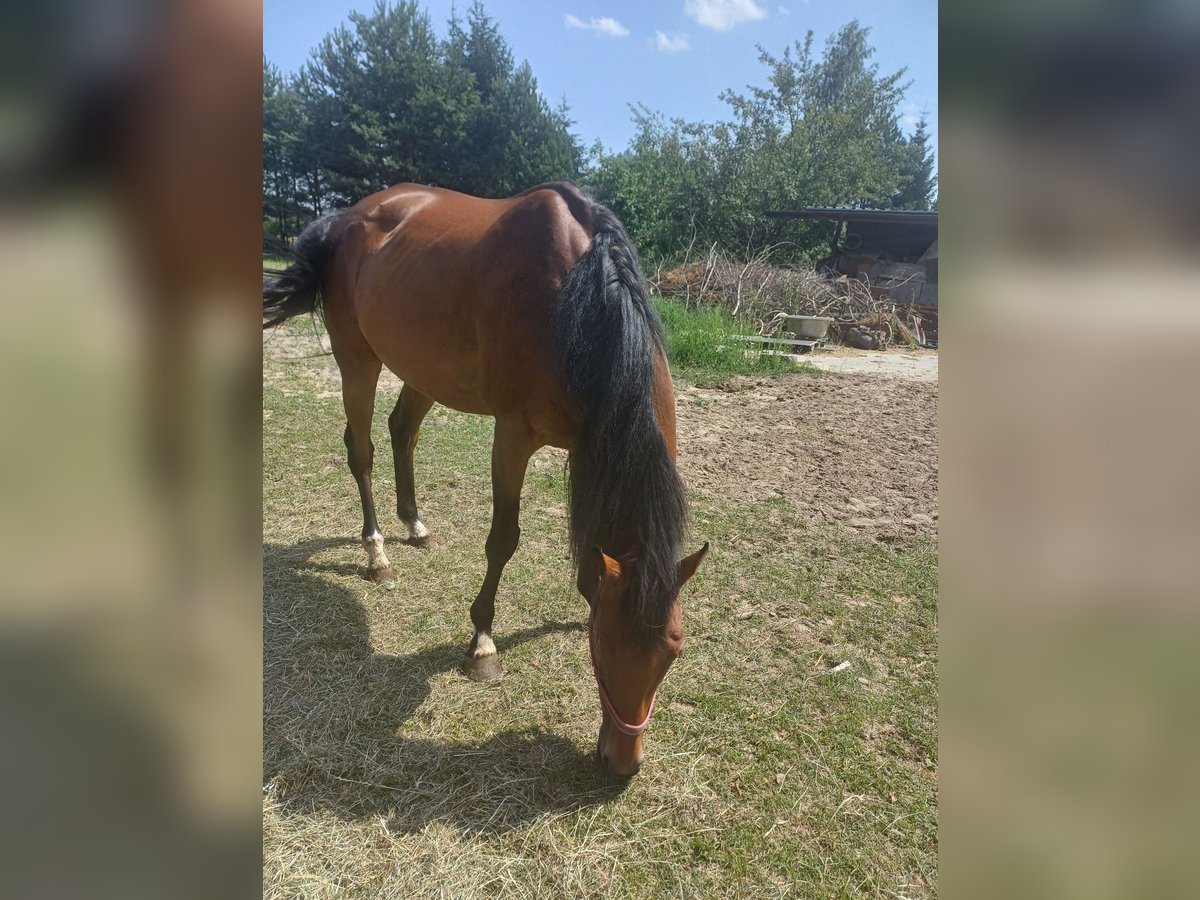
left=595, top=727, right=641, bottom=778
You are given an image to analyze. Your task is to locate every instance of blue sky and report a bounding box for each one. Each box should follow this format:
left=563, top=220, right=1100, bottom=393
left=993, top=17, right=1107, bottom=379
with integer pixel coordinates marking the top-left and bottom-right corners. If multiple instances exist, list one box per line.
left=264, top=0, right=937, bottom=166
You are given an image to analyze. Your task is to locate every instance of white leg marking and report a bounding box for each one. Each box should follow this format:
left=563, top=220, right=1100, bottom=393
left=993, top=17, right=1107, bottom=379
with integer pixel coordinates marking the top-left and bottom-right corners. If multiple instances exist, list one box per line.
left=363, top=531, right=391, bottom=570
left=472, top=631, right=497, bottom=658
left=408, top=520, right=429, bottom=540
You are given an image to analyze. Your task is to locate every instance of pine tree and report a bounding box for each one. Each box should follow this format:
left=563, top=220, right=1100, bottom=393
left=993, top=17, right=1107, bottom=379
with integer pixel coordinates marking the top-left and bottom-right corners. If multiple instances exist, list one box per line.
left=263, top=60, right=310, bottom=240
left=892, top=114, right=937, bottom=209
left=263, top=0, right=582, bottom=220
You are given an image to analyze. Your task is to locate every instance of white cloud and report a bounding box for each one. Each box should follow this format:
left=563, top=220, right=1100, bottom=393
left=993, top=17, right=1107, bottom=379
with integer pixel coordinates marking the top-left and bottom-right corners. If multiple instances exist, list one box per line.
left=564, top=14, right=630, bottom=38
left=900, top=100, right=924, bottom=133
left=684, top=0, right=767, bottom=31
left=655, top=31, right=691, bottom=53
left=778, top=5, right=790, bottom=15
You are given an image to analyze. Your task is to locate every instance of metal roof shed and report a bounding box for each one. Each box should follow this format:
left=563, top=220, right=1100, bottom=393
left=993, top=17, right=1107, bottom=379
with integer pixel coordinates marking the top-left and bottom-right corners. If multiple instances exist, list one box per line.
left=765, top=207, right=938, bottom=262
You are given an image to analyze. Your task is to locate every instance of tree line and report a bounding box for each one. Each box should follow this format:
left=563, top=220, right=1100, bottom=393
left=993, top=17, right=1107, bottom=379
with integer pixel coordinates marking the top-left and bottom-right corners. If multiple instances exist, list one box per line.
left=264, top=0, right=582, bottom=240
left=264, top=2, right=936, bottom=262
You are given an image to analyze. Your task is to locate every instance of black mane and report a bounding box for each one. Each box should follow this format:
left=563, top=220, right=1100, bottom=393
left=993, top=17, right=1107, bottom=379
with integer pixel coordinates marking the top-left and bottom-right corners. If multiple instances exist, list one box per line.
left=554, top=197, right=688, bottom=640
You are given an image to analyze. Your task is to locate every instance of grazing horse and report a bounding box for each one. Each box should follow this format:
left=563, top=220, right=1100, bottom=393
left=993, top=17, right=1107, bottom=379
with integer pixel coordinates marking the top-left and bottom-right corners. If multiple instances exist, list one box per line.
left=264, top=182, right=708, bottom=777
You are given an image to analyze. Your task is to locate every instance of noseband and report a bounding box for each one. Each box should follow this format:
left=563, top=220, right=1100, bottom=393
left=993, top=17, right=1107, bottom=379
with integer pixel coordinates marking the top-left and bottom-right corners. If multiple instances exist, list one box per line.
left=587, top=583, right=657, bottom=737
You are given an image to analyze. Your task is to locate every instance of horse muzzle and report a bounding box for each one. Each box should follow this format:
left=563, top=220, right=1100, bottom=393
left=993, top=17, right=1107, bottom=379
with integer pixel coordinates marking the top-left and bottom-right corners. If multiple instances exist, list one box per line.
left=597, top=719, right=644, bottom=778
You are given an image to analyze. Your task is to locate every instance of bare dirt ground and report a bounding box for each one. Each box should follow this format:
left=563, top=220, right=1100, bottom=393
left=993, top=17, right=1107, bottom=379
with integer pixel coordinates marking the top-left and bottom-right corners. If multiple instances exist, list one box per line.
left=675, top=371, right=938, bottom=541
left=265, top=330, right=938, bottom=542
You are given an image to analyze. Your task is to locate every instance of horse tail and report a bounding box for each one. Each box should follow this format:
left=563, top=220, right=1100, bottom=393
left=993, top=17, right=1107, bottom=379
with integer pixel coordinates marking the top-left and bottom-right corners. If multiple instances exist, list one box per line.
left=263, top=210, right=345, bottom=330
left=554, top=196, right=688, bottom=633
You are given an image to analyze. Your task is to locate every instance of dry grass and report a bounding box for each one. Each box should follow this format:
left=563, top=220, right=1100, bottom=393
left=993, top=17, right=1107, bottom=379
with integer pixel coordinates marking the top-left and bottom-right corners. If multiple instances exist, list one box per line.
left=264, top=321, right=938, bottom=898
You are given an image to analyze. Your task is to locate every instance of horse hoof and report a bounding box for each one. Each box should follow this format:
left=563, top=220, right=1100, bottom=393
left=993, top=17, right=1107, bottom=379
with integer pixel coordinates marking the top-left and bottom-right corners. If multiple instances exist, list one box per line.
left=463, top=653, right=502, bottom=682
left=368, top=565, right=396, bottom=584
left=406, top=534, right=436, bottom=550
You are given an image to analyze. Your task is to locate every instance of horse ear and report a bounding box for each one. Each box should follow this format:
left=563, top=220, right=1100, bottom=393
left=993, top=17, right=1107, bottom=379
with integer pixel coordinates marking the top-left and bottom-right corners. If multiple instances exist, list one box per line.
left=591, top=545, right=622, bottom=579
left=677, top=542, right=710, bottom=587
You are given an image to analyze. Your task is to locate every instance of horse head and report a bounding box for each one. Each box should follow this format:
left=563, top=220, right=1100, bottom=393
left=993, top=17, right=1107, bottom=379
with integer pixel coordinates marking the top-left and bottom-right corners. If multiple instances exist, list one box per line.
left=586, top=543, right=708, bottom=777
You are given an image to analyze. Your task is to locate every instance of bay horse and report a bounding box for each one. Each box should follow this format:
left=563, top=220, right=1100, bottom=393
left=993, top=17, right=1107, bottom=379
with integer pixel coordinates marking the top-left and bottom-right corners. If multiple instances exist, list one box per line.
left=264, top=182, right=708, bottom=777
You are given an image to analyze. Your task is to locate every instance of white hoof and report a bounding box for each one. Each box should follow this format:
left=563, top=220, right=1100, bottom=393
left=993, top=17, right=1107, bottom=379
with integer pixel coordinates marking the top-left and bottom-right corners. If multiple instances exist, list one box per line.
left=363, top=531, right=391, bottom=571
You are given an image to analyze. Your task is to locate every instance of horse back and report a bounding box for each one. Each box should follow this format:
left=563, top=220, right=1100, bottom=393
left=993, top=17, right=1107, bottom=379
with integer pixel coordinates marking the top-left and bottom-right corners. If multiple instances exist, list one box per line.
left=322, top=183, right=592, bottom=444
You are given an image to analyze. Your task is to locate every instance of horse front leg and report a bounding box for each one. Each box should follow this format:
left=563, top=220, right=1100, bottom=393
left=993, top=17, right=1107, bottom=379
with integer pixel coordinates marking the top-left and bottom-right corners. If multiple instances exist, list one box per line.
left=463, top=418, right=537, bottom=681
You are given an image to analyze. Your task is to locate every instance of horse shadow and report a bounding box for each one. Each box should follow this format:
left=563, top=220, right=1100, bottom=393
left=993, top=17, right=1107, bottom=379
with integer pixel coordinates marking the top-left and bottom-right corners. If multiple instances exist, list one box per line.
left=264, top=538, right=624, bottom=834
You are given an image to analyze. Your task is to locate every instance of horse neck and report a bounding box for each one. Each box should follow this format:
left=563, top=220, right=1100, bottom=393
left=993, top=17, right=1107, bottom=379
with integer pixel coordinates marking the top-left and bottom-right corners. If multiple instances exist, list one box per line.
left=650, top=350, right=677, bottom=460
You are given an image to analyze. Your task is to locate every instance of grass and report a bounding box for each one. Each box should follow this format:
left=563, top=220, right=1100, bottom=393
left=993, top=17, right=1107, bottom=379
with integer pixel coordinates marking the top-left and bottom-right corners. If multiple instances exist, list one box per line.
left=263, top=332, right=938, bottom=898
left=653, top=296, right=812, bottom=382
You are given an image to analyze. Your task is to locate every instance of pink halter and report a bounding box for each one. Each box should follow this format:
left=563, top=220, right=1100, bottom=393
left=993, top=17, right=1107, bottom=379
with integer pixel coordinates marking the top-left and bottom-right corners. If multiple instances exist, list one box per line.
left=587, top=585, right=657, bottom=736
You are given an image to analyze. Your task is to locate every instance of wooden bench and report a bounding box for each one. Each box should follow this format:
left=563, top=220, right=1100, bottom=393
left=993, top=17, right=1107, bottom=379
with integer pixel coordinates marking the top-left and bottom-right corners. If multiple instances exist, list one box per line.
left=732, top=334, right=825, bottom=353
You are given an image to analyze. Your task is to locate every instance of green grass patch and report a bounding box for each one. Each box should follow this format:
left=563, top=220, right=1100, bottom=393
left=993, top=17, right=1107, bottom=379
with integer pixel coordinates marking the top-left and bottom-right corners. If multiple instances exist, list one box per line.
left=653, top=296, right=810, bottom=382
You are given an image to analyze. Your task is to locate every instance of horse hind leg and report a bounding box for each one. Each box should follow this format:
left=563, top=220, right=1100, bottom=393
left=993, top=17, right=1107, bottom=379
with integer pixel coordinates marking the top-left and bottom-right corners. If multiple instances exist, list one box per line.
left=341, top=357, right=393, bottom=583
left=388, top=384, right=435, bottom=546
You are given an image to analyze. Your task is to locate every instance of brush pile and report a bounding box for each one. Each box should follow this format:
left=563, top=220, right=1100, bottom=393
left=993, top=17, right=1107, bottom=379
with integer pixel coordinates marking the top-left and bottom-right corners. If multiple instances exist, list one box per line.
left=648, top=244, right=935, bottom=348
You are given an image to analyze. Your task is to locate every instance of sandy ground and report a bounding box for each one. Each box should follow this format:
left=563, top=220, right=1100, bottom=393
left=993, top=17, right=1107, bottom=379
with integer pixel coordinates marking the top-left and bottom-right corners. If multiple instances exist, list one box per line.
left=674, top=372, right=938, bottom=541
left=265, top=332, right=939, bottom=541
left=797, top=347, right=939, bottom=382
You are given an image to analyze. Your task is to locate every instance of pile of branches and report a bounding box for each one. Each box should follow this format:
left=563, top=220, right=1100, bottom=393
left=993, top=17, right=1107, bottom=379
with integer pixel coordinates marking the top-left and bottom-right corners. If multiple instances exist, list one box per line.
left=648, top=243, right=931, bottom=349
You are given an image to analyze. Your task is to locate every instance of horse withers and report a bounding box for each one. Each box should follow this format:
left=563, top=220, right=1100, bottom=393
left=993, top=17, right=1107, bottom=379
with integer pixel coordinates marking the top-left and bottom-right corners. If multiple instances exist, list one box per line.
left=263, top=181, right=708, bottom=777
